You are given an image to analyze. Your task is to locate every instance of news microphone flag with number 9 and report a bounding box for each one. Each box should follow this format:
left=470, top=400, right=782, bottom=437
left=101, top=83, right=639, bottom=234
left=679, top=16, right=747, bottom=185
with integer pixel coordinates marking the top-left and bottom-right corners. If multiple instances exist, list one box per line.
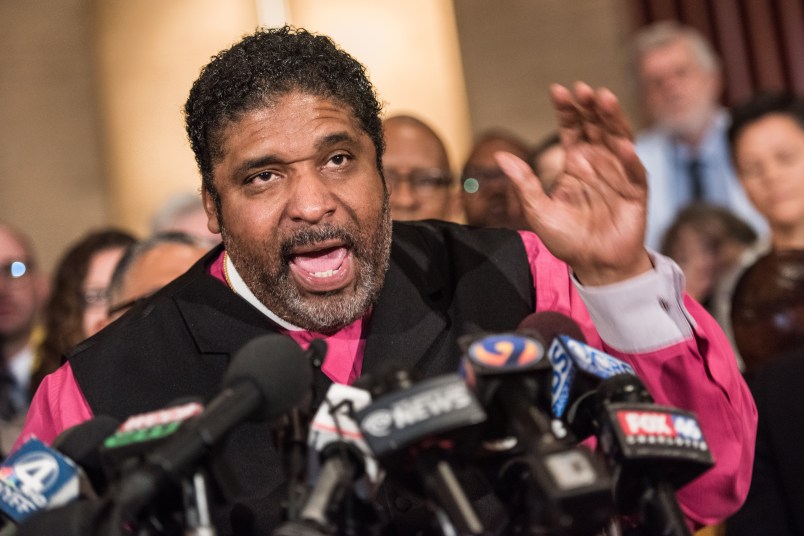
left=462, top=333, right=545, bottom=389
left=0, top=438, right=80, bottom=524
left=469, top=333, right=544, bottom=370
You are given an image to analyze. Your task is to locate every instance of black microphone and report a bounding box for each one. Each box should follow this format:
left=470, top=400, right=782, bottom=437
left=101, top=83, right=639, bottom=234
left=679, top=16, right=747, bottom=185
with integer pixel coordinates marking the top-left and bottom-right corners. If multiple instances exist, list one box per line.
left=274, top=383, right=381, bottom=536
left=111, top=333, right=312, bottom=526
left=592, top=374, right=713, bottom=536
left=461, top=324, right=613, bottom=536
left=532, top=311, right=712, bottom=535
left=99, top=399, right=204, bottom=484
left=532, top=311, right=637, bottom=440
left=356, top=372, right=488, bottom=536
left=51, top=416, right=122, bottom=498
left=9, top=499, right=109, bottom=536
left=0, top=418, right=119, bottom=534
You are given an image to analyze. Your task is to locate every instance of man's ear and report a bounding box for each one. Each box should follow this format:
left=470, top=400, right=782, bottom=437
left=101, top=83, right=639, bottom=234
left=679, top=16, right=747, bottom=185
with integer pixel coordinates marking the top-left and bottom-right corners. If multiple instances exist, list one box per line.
left=201, top=188, right=221, bottom=234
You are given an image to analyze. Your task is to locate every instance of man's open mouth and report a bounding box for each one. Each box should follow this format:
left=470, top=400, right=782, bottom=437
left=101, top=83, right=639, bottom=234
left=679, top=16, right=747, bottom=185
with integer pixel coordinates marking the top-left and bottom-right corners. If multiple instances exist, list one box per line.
left=287, top=242, right=354, bottom=293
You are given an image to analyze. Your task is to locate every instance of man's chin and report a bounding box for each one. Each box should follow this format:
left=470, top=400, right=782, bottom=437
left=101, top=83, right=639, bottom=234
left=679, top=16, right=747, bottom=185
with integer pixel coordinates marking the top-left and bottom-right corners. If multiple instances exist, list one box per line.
left=275, top=285, right=369, bottom=332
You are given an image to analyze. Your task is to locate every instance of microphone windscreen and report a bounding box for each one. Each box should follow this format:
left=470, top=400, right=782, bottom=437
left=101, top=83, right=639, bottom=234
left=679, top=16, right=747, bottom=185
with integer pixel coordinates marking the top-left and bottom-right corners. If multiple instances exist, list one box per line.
left=518, top=311, right=586, bottom=343
left=224, top=334, right=312, bottom=422
left=52, top=416, right=121, bottom=494
left=52, top=415, right=120, bottom=455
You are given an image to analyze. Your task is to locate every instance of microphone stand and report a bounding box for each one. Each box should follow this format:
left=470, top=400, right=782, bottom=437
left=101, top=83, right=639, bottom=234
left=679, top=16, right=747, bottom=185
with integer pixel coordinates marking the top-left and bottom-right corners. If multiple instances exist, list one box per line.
left=182, top=469, right=216, bottom=536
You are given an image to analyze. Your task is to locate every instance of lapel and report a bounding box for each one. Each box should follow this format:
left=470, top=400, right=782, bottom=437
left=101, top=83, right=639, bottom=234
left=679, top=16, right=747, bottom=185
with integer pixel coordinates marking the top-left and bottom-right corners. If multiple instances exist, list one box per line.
left=172, top=248, right=280, bottom=356
left=362, top=232, right=449, bottom=377
left=173, top=249, right=335, bottom=406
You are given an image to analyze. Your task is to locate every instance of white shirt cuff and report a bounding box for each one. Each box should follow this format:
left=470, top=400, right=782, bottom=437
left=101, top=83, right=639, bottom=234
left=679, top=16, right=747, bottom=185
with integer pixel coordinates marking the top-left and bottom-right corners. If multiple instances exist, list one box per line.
left=572, top=251, right=695, bottom=352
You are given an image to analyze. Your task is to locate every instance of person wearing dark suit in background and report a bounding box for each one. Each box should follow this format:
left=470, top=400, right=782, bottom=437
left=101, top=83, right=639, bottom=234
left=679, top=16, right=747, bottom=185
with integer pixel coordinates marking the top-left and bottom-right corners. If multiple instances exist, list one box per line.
left=0, top=224, right=48, bottom=454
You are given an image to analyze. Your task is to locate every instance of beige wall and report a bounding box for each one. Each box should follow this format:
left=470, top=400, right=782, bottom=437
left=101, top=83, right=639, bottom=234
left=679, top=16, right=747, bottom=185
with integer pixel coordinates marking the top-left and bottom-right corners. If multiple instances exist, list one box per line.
left=94, top=0, right=259, bottom=237
left=0, top=0, right=110, bottom=272
left=455, top=0, right=637, bottom=152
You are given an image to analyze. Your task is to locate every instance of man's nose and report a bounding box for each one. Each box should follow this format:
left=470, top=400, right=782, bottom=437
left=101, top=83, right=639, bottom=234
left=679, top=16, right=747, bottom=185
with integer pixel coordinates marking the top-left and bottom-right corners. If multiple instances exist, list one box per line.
left=390, top=178, right=418, bottom=211
left=285, top=170, right=338, bottom=224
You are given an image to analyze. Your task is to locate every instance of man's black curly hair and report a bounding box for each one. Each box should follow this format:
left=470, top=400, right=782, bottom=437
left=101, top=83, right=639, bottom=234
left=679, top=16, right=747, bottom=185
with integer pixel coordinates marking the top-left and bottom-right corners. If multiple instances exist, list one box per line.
left=184, top=25, right=385, bottom=208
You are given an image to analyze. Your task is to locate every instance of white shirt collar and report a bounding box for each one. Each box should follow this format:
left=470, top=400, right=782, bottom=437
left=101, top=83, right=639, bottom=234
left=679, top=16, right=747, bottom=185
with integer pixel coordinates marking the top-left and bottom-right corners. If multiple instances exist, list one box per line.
left=224, top=252, right=305, bottom=332
left=7, top=345, right=33, bottom=391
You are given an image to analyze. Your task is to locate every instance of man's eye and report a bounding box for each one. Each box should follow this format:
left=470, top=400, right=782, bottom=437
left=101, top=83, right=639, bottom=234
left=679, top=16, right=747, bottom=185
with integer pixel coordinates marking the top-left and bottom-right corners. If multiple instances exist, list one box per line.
left=248, top=170, right=277, bottom=183
left=328, top=154, right=350, bottom=166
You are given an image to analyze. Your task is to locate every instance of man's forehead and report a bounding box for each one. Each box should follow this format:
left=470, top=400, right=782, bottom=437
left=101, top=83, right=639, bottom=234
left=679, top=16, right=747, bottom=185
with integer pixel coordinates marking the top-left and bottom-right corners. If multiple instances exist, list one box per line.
left=0, top=226, right=32, bottom=260
left=641, top=38, right=697, bottom=70
left=468, top=138, right=526, bottom=166
left=218, top=96, right=366, bottom=152
left=384, top=122, right=448, bottom=167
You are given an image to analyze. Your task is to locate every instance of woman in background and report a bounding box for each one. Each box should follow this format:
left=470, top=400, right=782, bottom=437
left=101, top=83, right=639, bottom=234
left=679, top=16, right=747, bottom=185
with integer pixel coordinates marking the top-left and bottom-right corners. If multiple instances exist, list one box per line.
left=30, top=229, right=136, bottom=394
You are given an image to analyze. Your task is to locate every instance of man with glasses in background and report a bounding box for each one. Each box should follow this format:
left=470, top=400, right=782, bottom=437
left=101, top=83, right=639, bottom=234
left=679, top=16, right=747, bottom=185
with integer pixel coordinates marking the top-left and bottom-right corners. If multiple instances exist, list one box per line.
left=461, top=130, right=532, bottom=230
left=99, top=232, right=209, bottom=330
left=382, top=115, right=460, bottom=222
left=0, top=223, right=47, bottom=454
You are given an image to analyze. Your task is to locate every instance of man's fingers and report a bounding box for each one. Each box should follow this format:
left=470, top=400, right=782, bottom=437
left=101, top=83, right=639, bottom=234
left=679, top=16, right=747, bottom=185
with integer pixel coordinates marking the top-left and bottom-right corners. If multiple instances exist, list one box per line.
left=551, top=84, right=583, bottom=146
left=610, top=137, right=647, bottom=188
left=595, top=87, right=633, bottom=139
left=575, top=82, right=606, bottom=144
left=494, top=150, right=546, bottom=205
left=553, top=83, right=631, bottom=146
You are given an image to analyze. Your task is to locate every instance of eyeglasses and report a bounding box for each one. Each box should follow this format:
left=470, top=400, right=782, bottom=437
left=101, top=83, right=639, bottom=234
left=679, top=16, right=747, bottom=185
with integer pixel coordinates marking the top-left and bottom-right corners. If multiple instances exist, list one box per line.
left=461, top=167, right=509, bottom=194
left=82, top=288, right=110, bottom=308
left=108, top=291, right=155, bottom=318
left=385, top=168, right=452, bottom=195
left=0, top=260, right=33, bottom=287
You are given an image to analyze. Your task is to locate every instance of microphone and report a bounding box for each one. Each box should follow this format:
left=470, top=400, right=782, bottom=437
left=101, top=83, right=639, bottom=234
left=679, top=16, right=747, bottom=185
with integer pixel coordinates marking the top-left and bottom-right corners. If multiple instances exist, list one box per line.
left=8, top=499, right=108, bottom=536
left=591, top=375, right=713, bottom=536
left=0, top=418, right=120, bottom=535
left=461, top=326, right=613, bottom=536
left=274, top=383, right=380, bottom=536
left=51, top=416, right=121, bottom=498
left=100, top=401, right=223, bottom=535
left=0, top=438, right=82, bottom=525
left=356, top=372, right=488, bottom=536
left=531, top=311, right=636, bottom=439
left=11, top=406, right=215, bottom=536
left=110, top=333, right=311, bottom=526
left=530, top=312, right=711, bottom=535
left=99, top=400, right=204, bottom=482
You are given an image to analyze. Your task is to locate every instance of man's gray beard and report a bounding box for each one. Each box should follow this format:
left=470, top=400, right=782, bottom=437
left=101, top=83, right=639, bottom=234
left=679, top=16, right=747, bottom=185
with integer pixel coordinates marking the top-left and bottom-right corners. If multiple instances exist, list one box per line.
left=221, top=201, right=392, bottom=333
left=658, top=102, right=715, bottom=142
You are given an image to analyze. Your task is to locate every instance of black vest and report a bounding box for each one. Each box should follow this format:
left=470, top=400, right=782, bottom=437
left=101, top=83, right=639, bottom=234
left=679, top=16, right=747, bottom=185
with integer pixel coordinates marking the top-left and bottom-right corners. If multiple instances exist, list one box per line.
left=69, top=220, right=535, bottom=535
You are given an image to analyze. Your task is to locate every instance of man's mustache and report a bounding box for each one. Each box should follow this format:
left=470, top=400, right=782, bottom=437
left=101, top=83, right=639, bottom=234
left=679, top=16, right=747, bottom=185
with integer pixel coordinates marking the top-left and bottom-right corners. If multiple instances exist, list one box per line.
left=280, top=225, right=358, bottom=260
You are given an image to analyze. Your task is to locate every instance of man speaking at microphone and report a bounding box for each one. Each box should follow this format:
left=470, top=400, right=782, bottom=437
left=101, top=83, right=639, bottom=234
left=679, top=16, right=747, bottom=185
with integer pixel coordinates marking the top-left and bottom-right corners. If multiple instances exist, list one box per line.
left=19, top=26, right=754, bottom=534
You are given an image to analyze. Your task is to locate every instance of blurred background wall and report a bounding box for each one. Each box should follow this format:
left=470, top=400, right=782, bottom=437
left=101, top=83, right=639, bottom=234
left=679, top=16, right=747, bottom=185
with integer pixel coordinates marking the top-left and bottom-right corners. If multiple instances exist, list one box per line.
left=1, top=0, right=800, bottom=273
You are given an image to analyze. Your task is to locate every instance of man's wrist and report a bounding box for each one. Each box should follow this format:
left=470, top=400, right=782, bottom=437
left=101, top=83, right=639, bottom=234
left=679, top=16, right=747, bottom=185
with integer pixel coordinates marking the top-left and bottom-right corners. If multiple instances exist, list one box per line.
left=573, top=250, right=653, bottom=287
